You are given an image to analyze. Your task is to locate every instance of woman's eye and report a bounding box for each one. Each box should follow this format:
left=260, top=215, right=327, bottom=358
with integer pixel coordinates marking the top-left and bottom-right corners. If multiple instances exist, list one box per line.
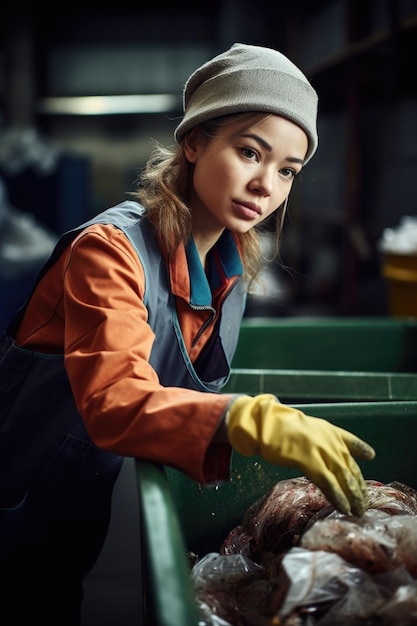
left=242, top=147, right=258, bottom=160
left=280, top=167, right=297, bottom=179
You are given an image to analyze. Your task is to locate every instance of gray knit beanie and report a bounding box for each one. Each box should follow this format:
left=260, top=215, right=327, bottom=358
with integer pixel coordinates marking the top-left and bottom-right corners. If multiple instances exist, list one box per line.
left=174, top=43, right=318, bottom=163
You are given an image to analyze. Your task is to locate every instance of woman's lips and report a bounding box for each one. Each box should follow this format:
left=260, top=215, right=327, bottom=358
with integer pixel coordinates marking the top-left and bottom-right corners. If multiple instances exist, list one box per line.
left=233, top=200, right=261, bottom=220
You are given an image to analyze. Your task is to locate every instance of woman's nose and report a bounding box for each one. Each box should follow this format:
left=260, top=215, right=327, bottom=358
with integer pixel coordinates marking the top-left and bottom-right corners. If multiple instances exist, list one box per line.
left=248, top=168, right=274, bottom=196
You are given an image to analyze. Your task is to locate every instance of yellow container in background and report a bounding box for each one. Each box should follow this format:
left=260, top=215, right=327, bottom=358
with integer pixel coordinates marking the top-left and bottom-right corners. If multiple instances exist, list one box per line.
left=382, top=252, right=417, bottom=317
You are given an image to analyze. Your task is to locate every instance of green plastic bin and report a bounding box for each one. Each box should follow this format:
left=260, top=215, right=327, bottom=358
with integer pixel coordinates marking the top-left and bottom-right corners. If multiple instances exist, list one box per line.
left=231, top=317, right=417, bottom=372
left=225, top=316, right=417, bottom=402
left=224, top=368, right=417, bottom=402
left=135, top=400, right=417, bottom=626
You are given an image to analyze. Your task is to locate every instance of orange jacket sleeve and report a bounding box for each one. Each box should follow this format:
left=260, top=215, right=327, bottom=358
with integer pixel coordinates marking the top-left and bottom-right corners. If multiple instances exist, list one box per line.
left=16, top=224, right=235, bottom=484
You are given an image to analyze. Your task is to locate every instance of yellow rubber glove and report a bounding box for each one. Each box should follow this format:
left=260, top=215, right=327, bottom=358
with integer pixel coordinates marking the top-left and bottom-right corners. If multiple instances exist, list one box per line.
left=227, top=394, right=376, bottom=517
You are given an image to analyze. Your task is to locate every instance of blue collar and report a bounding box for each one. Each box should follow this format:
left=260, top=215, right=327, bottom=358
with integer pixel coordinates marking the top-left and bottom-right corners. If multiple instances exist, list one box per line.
left=185, top=231, right=243, bottom=306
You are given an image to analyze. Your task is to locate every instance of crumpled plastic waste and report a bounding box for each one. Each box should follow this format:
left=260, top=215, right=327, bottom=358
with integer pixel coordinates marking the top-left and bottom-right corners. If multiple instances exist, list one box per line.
left=378, top=215, right=417, bottom=255
left=0, top=126, right=61, bottom=176
left=279, top=547, right=368, bottom=617
left=278, top=547, right=417, bottom=624
left=192, top=552, right=265, bottom=626
left=0, top=176, right=57, bottom=279
left=192, top=552, right=264, bottom=591
left=192, top=510, right=417, bottom=625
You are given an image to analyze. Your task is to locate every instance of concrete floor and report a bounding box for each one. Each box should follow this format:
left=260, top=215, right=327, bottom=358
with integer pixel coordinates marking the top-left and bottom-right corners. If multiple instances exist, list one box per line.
left=81, top=458, right=144, bottom=626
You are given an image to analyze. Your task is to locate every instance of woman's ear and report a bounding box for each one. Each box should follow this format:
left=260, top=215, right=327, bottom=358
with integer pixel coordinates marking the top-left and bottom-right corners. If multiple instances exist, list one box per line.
left=183, top=128, right=201, bottom=163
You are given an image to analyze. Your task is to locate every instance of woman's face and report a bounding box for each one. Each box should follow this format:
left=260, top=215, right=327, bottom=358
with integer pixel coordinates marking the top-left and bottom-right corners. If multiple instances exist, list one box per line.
left=184, top=114, right=308, bottom=241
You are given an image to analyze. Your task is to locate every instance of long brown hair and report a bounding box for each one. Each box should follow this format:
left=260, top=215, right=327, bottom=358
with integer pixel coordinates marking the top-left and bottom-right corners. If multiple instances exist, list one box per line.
left=133, top=112, right=288, bottom=290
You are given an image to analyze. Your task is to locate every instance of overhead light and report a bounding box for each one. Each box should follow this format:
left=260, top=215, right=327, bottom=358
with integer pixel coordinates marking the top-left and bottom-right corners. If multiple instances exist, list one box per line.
left=37, top=94, right=181, bottom=115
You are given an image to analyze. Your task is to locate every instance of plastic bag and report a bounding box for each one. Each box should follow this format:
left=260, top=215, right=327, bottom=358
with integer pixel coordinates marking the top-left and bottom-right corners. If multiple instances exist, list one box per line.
left=192, top=552, right=264, bottom=591
left=279, top=547, right=369, bottom=618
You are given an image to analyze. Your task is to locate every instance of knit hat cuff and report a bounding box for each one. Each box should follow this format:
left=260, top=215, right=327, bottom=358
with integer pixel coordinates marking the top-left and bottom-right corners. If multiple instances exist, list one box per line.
left=175, top=68, right=318, bottom=161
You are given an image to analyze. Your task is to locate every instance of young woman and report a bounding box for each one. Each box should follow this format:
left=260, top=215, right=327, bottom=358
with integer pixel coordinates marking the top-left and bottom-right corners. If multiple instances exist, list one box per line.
left=0, top=43, right=375, bottom=624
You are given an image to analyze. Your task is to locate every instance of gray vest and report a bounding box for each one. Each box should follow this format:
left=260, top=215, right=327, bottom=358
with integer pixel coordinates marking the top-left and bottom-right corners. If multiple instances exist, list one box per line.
left=0, top=201, right=245, bottom=508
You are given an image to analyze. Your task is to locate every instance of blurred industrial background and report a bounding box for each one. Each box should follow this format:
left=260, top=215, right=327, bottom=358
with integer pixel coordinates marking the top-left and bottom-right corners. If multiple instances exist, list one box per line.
left=1, top=0, right=416, bottom=328
left=0, top=1, right=416, bottom=623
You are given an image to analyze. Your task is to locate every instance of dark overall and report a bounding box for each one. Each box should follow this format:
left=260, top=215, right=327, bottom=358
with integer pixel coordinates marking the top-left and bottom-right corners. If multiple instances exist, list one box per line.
left=0, top=201, right=245, bottom=624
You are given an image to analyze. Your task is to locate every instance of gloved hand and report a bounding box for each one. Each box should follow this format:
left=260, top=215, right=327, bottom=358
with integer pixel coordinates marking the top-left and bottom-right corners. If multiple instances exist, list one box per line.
left=227, top=394, right=376, bottom=517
